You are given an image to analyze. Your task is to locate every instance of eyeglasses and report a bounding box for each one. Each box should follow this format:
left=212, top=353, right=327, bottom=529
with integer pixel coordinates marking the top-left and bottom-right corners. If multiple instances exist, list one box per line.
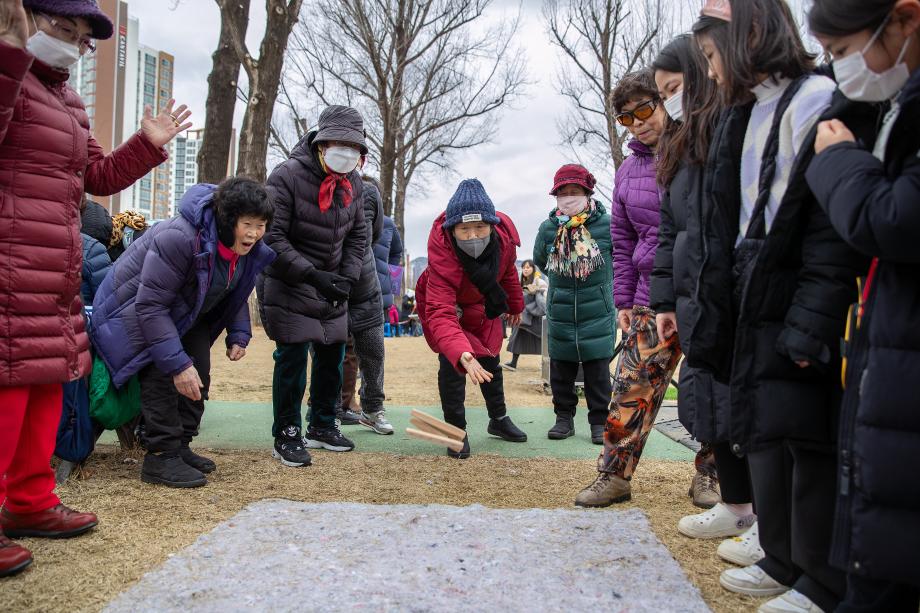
left=615, top=99, right=659, bottom=127
left=36, top=13, right=97, bottom=54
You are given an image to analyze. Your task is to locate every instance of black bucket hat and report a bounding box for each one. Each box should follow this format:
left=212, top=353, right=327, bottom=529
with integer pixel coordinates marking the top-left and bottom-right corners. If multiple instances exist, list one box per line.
left=314, top=105, right=368, bottom=155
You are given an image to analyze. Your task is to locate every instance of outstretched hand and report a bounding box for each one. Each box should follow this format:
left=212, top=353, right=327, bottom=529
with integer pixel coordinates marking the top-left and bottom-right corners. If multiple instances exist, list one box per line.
left=141, top=99, right=193, bottom=148
left=0, top=0, right=29, bottom=49
left=460, top=352, right=494, bottom=385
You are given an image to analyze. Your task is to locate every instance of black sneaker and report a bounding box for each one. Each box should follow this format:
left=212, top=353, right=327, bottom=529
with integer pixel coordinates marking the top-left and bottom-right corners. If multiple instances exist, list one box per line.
left=179, top=446, right=216, bottom=473
left=141, top=451, right=207, bottom=488
left=272, top=426, right=312, bottom=467
left=487, top=417, right=528, bottom=442
left=548, top=416, right=575, bottom=440
left=335, top=407, right=362, bottom=426
left=590, top=424, right=605, bottom=445
left=447, top=435, right=471, bottom=459
left=304, top=425, right=355, bottom=452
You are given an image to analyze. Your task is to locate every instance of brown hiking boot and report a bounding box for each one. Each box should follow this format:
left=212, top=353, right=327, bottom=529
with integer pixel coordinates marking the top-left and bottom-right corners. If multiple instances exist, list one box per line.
left=689, top=470, right=722, bottom=509
left=574, top=472, right=631, bottom=507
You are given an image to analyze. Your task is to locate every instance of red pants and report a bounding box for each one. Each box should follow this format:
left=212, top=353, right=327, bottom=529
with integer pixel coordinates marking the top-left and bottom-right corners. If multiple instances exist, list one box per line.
left=0, top=384, right=63, bottom=514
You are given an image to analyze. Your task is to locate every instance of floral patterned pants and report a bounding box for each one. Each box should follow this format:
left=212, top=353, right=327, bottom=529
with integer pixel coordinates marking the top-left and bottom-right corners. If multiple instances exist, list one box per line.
left=601, top=306, right=682, bottom=479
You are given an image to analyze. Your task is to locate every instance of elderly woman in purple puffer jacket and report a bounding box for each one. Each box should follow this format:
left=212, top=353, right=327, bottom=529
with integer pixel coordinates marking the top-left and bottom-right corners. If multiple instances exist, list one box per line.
left=575, top=69, right=681, bottom=508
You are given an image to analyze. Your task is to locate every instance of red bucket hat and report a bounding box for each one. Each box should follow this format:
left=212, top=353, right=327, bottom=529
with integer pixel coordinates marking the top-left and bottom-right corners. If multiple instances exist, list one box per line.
left=550, top=164, right=597, bottom=196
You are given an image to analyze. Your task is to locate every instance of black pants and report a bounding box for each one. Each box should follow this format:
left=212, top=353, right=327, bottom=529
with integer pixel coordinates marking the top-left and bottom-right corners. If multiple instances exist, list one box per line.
left=437, top=354, right=506, bottom=430
left=550, top=358, right=610, bottom=426
left=139, top=321, right=211, bottom=453
left=272, top=341, right=345, bottom=436
left=712, top=441, right=753, bottom=505
left=750, top=441, right=845, bottom=612
left=837, top=574, right=920, bottom=613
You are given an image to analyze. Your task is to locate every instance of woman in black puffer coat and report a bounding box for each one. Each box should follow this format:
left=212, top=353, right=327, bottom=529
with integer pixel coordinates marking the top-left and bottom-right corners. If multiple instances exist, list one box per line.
left=260, top=105, right=368, bottom=464
left=805, top=2, right=920, bottom=607
left=649, top=35, right=752, bottom=529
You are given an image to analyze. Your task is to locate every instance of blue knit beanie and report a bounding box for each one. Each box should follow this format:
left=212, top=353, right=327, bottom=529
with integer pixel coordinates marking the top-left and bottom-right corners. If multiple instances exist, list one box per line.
left=442, top=179, right=500, bottom=229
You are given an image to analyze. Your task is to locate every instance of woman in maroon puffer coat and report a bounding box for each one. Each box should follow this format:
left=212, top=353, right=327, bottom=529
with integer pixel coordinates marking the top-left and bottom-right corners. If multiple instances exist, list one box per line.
left=0, top=0, right=190, bottom=577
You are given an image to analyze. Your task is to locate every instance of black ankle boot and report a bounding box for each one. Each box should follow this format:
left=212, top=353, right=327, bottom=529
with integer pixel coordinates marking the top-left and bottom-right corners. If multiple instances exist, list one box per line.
left=447, top=435, right=471, bottom=459
left=548, top=416, right=575, bottom=440
left=141, top=451, right=207, bottom=488
left=590, top=424, right=605, bottom=445
left=488, top=416, right=528, bottom=442
left=179, top=446, right=216, bottom=473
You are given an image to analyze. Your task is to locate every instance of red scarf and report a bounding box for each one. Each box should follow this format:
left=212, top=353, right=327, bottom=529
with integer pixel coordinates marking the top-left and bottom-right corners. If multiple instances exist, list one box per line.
left=217, top=241, right=240, bottom=285
left=318, top=173, right=353, bottom=213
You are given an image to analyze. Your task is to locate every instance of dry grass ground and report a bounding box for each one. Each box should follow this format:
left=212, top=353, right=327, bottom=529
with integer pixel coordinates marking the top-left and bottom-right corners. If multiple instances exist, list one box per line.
left=4, top=331, right=758, bottom=612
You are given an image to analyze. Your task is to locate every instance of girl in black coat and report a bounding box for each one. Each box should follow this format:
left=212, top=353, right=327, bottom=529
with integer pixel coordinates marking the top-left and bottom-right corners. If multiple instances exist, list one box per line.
left=650, top=34, right=761, bottom=561
left=691, top=1, right=874, bottom=610
left=806, top=1, right=920, bottom=610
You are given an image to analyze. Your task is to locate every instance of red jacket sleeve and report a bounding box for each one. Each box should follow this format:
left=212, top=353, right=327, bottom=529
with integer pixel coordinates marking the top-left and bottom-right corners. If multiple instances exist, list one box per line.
left=421, top=267, right=474, bottom=370
left=0, top=42, right=33, bottom=144
left=84, top=130, right=168, bottom=197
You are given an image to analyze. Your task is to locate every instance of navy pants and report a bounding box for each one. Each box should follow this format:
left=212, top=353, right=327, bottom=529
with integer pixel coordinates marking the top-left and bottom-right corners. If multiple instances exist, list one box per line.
left=272, top=341, right=345, bottom=436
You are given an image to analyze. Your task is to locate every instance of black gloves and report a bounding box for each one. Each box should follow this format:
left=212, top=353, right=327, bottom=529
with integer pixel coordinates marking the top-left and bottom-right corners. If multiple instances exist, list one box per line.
left=307, top=269, right=352, bottom=304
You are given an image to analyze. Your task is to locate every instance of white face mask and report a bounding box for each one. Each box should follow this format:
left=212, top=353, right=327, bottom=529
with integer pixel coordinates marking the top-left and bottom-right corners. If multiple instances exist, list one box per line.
left=664, top=90, right=684, bottom=122
left=322, top=146, right=361, bottom=174
left=835, top=17, right=913, bottom=103
left=27, top=30, right=82, bottom=70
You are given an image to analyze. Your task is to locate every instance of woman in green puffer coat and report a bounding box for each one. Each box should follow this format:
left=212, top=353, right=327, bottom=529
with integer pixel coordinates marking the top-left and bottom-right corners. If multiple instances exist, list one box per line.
left=534, top=164, right=616, bottom=445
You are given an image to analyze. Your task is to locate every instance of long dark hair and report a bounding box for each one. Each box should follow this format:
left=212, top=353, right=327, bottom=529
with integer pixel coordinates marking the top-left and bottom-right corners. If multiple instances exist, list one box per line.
left=693, top=0, right=816, bottom=104
left=520, top=259, right=536, bottom=285
left=653, top=34, right=723, bottom=186
left=808, top=0, right=893, bottom=36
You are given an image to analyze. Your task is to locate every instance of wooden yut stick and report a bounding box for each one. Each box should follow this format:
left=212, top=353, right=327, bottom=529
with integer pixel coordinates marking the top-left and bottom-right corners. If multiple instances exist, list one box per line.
left=409, top=409, right=466, bottom=441
left=406, top=427, right=466, bottom=452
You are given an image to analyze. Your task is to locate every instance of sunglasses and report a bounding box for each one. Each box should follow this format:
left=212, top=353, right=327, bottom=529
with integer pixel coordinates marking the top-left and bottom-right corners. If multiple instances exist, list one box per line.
left=615, top=99, right=659, bottom=127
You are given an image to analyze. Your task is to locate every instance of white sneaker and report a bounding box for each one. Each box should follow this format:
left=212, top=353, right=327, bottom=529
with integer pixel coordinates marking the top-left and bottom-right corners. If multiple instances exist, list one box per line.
left=720, top=564, right=788, bottom=597
left=359, top=410, right=394, bottom=435
left=678, top=503, right=756, bottom=539
left=759, top=589, right=824, bottom=613
left=719, top=522, right=765, bottom=566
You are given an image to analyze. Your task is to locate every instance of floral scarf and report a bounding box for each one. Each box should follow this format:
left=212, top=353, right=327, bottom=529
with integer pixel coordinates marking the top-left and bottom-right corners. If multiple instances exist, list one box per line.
left=546, top=200, right=604, bottom=281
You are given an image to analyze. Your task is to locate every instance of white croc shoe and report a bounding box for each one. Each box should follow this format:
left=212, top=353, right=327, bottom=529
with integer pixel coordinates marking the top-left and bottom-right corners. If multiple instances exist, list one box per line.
left=759, top=589, right=824, bottom=613
left=720, top=564, right=788, bottom=597
left=718, top=522, right=765, bottom=566
left=678, top=503, right=756, bottom=539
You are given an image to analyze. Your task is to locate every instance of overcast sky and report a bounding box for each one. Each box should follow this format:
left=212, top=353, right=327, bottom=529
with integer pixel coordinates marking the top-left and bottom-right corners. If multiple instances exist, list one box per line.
left=124, top=0, right=812, bottom=262
left=126, top=1, right=583, bottom=262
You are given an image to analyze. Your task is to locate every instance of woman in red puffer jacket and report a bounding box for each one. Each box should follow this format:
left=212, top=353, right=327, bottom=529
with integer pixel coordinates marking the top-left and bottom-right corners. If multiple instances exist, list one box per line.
left=416, top=179, right=527, bottom=459
left=0, top=0, right=190, bottom=577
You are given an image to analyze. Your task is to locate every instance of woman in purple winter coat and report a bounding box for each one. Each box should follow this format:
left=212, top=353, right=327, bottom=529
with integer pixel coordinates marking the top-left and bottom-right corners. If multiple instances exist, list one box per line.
left=575, top=69, right=681, bottom=508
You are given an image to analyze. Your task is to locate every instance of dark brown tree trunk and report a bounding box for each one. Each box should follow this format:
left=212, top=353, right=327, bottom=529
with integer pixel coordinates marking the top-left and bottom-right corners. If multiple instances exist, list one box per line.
left=236, top=0, right=303, bottom=182
left=198, top=0, right=250, bottom=184
left=394, top=149, right=408, bottom=239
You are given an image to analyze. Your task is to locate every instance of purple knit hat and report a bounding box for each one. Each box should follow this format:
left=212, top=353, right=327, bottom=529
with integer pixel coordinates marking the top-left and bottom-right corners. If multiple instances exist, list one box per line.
left=24, top=0, right=114, bottom=40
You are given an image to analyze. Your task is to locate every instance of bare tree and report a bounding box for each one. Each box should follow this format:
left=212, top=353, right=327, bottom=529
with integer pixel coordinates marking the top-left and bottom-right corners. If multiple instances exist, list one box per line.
left=545, top=0, right=687, bottom=194
left=278, top=0, right=527, bottom=236
left=197, top=0, right=250, bottom=183
left=192, top=0, right=303, bottom=183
